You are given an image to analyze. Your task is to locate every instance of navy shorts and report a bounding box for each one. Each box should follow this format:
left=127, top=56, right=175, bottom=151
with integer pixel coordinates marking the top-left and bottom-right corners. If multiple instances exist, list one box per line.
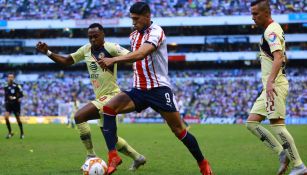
left=124, top=86, right=178, bottom=113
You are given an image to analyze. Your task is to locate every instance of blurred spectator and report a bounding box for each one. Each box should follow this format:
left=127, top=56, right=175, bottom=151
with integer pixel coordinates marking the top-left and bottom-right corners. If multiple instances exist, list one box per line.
left=0, top=0, right=306, bottom=20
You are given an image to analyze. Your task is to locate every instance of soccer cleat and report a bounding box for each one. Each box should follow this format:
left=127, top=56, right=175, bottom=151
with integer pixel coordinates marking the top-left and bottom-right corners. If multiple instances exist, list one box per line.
left=289, top=164, right=307, bottom=175
left=277, top=150, right=290, bottom=175
left=198, top=159, right=213, bottom=175
left=80, top=154, right=96, bottom=171
left=129, top=155, right=146, bottom=171
left=107, top=150, right=122, bottom=175
left=5, top=132, right=14, bottom=139
left=20, top=134, right=25, bottom=139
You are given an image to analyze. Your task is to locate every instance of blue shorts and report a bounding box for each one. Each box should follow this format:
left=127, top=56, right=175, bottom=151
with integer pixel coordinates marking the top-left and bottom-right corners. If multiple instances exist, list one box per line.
left=123, top=86, right=178, bottom=113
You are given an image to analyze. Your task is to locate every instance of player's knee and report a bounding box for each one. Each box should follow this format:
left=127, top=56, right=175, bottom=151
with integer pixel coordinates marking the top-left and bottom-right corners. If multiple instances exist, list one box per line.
left=170, top=125, right=185, bottom=137
left=246, top=121, right=259, bottom=132
left=74, top=112, right=83, bottom=124
left=103, top=106, right=117, bottom=116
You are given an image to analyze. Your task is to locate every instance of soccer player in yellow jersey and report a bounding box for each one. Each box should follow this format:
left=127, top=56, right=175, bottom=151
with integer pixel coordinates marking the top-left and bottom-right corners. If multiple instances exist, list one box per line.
left=36, top=23, right=146, bottom=171
left=247, top=1, right=307, bottom=175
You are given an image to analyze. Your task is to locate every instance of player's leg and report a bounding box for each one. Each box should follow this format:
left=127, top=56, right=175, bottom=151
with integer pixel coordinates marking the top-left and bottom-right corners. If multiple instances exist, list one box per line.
left=4, top=110, right=14, bottom=139
left=270, top=118, right=307, bottom=175
left=75, top=103, right=100, bottom=157
left=246, top=113, right=284, bottom=154
left=14, top=109, right=24, bottom=139
left=102, top=92, right=139, bottom=174
left=160, top=111, right=212, bottom=175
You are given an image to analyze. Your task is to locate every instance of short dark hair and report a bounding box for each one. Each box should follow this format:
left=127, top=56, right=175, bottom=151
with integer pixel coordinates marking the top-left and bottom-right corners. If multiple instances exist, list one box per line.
left=88, top=23, right=104, bottom=31
left=251, top=0, right=271, bottom=14
left=251, top=0, right=266, bottom=6
left=130, top=2, right=150, bottom=15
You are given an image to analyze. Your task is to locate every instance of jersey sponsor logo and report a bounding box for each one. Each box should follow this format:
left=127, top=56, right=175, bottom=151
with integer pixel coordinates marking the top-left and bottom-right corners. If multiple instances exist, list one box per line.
left=268, top=32, right=277, bottom=42
left=89, top=62, right=98, bottom=72
left=90, top=74, right=99, bottom=79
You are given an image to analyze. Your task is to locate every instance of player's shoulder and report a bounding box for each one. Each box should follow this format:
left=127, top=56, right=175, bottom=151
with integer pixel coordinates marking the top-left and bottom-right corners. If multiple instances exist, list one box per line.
left=265, top=22, right=283, bottom=35
left=104, top=42, right=123, bottom=51
left=3, top=83, right=8, bottom=88
left=104, top=41, right=117, bottom=48
left=79, top=43, right=91, bottom=52
left=149, top=23, right=163, bottom=32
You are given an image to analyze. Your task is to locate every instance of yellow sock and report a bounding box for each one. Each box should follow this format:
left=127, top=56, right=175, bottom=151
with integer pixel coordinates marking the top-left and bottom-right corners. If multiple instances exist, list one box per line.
left=271, top=124, right=303, bottom=167
left=116, top=136, right=141, bottom=160
left=77, top=122, right=96, bottom=156
left=246, top=121, right=283, bottom=154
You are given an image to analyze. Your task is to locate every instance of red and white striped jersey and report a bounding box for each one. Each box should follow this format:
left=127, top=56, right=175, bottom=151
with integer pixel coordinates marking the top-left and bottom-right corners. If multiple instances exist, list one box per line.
left=129, top=23, right=171, bottom=90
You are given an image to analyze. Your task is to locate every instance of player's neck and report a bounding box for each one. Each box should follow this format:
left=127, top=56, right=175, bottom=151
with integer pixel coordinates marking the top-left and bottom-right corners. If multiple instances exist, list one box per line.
left=264, top=18, right=274, bottom=29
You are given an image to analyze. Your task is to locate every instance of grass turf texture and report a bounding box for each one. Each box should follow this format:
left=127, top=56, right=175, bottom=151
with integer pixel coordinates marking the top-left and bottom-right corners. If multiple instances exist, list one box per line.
left=0, top=124, right=306, bottom=175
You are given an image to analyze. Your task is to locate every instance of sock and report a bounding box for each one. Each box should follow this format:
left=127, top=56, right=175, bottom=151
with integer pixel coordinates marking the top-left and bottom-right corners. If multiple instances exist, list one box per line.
left=17, top=121, right=24, bottom=135
left=116, top=136, right=141, bottom=160
left=178, top=129, right=204, bottom=162
left=246, top=121, right=283, bottom=154
left=5, top=118, right=12, bottom=133
left=77, top=122, right=96, bottom=155
left=271, top=124, right=303, bottom=167
left=102, top=106, right=118, bottom=151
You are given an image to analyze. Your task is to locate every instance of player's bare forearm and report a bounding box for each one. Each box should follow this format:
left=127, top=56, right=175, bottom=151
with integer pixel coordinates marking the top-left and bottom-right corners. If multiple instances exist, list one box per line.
left=48, top=53, right=74, bottom=66
left=268, top=50, right=284, bottom=83
left=115, top=43, right=156, bottom=64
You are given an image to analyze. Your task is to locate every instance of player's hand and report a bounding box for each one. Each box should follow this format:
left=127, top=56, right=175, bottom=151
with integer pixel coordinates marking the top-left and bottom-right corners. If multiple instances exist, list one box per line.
left=97, top=57, right=115, bottom=69
left=36, top=41, right=49, bottom=54
left=266, top=81, right=277, bottom=101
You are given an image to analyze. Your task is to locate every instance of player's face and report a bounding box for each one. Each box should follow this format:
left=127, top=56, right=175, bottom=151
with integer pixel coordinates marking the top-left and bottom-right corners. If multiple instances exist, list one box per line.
left=88, top=27, right=104, bottom=49
left=251, top=5, right=267, bottom=28
left=7, top=74, right=14, bottom=84
left=130, top=13, right=150, bottom=31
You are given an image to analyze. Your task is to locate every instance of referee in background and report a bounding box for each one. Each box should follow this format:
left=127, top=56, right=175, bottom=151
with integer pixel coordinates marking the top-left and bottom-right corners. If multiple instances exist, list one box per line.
left=3, top=73, right=24, bottom=139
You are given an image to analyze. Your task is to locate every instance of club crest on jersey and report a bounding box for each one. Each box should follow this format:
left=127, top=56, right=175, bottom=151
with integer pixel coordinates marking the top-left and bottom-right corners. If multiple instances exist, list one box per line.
left=98, top=52, right=105, bottom=60
left=89, top=62, right=98, bottom=72
left=268, top=32, right=277, bottom=42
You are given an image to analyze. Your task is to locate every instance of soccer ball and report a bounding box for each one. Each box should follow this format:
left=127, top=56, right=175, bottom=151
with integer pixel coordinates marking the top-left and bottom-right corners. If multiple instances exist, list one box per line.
left=82, top=157, right=108, bottom=175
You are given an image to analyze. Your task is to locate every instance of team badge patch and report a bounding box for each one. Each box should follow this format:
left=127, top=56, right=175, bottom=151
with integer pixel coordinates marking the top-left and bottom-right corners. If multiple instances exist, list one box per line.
left=268, top=32, right=277, bottom=42
left=98, top=52, right=105, bottom=59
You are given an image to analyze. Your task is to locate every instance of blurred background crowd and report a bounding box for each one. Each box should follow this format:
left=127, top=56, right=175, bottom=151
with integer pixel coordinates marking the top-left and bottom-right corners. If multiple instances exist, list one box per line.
left=0, top=0, right=305, bottom=20
left=0, top=69, right=306, bottom=119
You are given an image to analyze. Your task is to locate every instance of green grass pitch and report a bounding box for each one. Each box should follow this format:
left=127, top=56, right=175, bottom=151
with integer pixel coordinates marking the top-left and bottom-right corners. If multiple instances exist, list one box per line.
left=0, top=124, right=306, bottom=175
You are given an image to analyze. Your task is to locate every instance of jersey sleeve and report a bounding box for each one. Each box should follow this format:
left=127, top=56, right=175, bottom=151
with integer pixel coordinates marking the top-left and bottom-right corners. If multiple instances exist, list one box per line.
left=145, top=26, right=165, bottom=48
left=70, top=45, right=86, bottom=63
left=17, top=84, right=24, bottom=99
left=264, top=26, right=283, bottom=53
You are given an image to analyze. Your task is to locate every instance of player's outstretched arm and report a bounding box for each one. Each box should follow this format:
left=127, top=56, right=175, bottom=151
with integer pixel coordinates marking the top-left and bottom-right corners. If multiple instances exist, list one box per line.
left=98, top=43, right=155, bottom=68
left=36, top=41, right=74, bottom=66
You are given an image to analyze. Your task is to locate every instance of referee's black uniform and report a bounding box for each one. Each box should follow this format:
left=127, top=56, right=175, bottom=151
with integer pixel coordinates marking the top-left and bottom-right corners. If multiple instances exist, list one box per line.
left=4, top=82, right=23, bottom=115
left=4, top=82, right=24, bottom=138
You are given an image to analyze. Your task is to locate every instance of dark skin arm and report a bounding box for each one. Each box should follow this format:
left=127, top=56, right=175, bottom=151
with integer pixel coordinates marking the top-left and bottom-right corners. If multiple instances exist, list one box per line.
left=36, top=41, right=74, bottom=66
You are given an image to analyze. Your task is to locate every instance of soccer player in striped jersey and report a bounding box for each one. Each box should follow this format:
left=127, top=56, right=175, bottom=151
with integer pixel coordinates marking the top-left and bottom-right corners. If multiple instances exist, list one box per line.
left=36, top=23, right=146, bottom=171
left=98, top=2, right=212, bottom=175
left=247, top=1, right=307, bottom=175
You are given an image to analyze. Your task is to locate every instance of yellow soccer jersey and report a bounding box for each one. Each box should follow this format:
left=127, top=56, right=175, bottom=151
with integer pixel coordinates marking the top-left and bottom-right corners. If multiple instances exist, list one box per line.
left=71, top=42, right=130, bottom=98
left=259, top=22, right=288, bottom=87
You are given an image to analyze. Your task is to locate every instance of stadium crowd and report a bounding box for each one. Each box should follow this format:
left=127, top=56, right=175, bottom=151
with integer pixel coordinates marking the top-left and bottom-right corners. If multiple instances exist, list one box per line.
left=0, top=0, right=305, bottom=20
left=0, top=69, right=306, bottom=119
